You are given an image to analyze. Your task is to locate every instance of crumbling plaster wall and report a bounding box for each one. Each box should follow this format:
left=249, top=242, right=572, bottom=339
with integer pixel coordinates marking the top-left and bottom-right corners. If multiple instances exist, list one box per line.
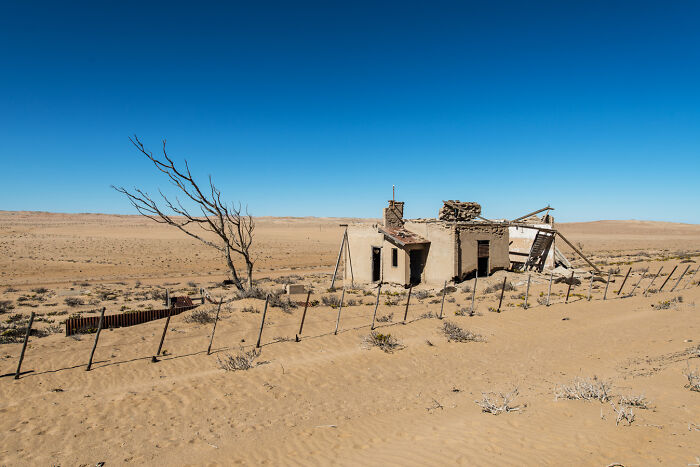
left=457, top=224, right=510, bottom=279
left=346, top=224, right=384, bottom=283
left=382, top=238, right=409, bottom=284
left=403, top=220, right=455, bottom=284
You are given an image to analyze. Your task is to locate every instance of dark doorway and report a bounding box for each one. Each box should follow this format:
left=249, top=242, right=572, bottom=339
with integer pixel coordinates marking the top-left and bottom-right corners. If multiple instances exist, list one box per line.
left=477, top=240, right=490, bottom=277
left=409, top=249, right=424, bottom=285
left=372, top=247, right=381, bottom=282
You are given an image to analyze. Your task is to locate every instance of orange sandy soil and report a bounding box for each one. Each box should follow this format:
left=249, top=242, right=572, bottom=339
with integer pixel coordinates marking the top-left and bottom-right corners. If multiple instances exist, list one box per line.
left=1, top=211, right=700, bottom=466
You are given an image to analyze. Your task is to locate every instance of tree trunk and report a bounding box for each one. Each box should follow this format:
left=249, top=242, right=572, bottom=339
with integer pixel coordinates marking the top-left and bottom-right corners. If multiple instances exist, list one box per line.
left=225, top=247, right=245, bottom=291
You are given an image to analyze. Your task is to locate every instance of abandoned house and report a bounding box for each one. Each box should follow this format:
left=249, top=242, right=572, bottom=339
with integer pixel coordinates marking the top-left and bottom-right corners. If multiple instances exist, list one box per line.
left=342, top=200, right=587, bottom=287
left=346, top=200, right=511, bottom=287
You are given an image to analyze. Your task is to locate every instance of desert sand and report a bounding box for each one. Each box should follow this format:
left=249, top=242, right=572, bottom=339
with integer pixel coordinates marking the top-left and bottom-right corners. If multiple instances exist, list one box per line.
left=1, top=211, right=700, bottom=466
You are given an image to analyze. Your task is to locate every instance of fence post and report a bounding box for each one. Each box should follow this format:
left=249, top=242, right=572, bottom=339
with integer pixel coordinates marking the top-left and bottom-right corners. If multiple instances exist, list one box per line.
left=546, top=272, right=553, bottom=306
left=255, top=295, right=270, bottom=348
left=371, top=283, right=383, bottom=330
left=497, top=276, right=507, bottom=312
left=207, top=297, right=224, bottom=355
left=643, top=267, right=662, bottom=296
left=603, top=270, right=611, bottom=300
left=670, top=265, right=690, bottom=292
left=200, top=288, right=205, bottom=305
left=86, top=307, right=106, bottom=371
left=295, top=291, right=311, bottom=342
left=152, top=299, right=174, bottom=363
left=627, top=271, right=645, bottom=297
left=587, top=272, right=594, bottom=301
left=524, top=274, right=531, bottom=309
left=438, top=281, right=447, bottom=320
left=617, top=267, right=631, bottom=295
left=658, top=265, right=678, bottom=292
left=683, top=267, right=699, bottom=290
left=402, top=285, right=413, bottom=324
left=565, top=271, right=574, bottom=303
left=470, top=276, right=478, bottom=314
left=14, top=312, right=35, bottom=379
left=334, top=288, right=345, bottom=335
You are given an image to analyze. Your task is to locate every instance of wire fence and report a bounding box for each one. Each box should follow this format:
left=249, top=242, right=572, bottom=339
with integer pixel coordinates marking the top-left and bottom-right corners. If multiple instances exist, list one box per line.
left=3, top=262, right=699, bottom=381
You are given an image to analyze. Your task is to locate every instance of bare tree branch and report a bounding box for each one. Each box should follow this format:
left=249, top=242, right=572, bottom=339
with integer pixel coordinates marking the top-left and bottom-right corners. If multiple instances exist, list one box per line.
left=112, top=136, right=255, bottom=290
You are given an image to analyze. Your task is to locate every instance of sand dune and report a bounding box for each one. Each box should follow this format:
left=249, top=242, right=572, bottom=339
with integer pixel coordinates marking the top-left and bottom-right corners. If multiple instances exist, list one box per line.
left=1, top=212, right=699, bottom=466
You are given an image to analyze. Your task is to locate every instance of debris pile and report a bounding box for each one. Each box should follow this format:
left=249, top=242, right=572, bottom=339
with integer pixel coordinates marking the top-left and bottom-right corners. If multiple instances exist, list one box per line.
left=439, top=200, right=481, bottom=221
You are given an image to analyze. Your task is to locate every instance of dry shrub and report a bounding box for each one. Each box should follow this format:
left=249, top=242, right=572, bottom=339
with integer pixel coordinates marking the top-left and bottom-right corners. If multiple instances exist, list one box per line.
left=441, top=321, right=483, bottom=342
left=684, top=365, right=700, bottom=392
left=414, top=290, right=431, bottom=300
left=0, top=300, right=14, bottom=314
left=554, top=376, right=613, bottom=402
left=484, top=282, right=516, bottom=294
left=652, top=296, right=683, bottom=310
left=235, top=286, right=267, bottom=300
left=376, top=312, right=393, bottom=323
left=475, top=387, right=520, bottom=415
left=322, top=295, right=341, bottom=308
left=184, top=309, right=215, bottom=324
left=241, top=305, right=259, bottom=314
left=64, top=297, right=84, bottom=307
left=362, top=331, right=403, bottom=353
left=610, top=401, right=635, bottom=426
left=618, top=393, right=651, bottom=409
left=217, top=347, right=261, bottom=371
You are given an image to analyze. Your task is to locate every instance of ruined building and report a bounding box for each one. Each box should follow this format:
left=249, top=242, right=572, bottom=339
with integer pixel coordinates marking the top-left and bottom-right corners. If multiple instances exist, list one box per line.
left=346, top=200, right=510, bottom=286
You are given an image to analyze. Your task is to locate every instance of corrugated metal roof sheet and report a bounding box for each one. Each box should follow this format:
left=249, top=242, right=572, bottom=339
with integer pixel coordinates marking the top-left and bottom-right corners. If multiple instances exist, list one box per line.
left=378, top=226, right=430, bottom=247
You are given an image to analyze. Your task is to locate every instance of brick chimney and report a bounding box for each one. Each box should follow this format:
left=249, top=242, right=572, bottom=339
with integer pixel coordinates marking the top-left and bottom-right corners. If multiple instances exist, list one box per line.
left=383, top=200, right=404, bottom=229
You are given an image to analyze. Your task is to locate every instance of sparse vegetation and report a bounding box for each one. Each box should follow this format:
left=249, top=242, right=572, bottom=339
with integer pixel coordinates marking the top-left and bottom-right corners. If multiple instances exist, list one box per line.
left=618, top=393, right=651, bottom=409
left=241, top=305, right=259, bottom=314
left=184, top=309, right=215, bottom=324
left=610, top=401, right=635, bottom=426
left=322, top=295, right=342, bottom=308
left=362, top=331, right=403, bottom=353
left=376, top=312, right=393, bottom=323
left=64, top=297, right=85, bottom=307
left=475, top=387, right=520, bottom=415
left=684, top=365, right=700, bottom=392
left=441, top=321, right=484, bottom=342
left=217, top=347, right=262, bottom=371
left=0, top=300, right=15, bottom=314
left=554, top=376, right=613, bottom=402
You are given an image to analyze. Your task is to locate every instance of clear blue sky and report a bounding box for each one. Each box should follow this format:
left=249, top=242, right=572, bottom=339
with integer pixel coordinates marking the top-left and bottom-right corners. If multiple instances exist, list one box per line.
left=1, top=1, right=699, bottom=223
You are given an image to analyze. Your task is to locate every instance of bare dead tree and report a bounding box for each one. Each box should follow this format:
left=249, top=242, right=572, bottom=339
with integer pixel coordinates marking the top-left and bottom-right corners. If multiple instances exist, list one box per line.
left=112, top=136, right=255, bottom=291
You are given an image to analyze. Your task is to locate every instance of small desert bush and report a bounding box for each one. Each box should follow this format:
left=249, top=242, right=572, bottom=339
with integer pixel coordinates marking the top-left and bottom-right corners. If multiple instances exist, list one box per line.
left=376, top=312, right=393, bottom=323
left=475, top=387, right=520, bottom=415
left=217, top=347, right=261, bottom=371
left=0, top=300, right=14, bottom=314
left=184, top=309, right=215, bottom=324
left=618, top=393, right=651, bottom=409
left=484, top=282, right=516, bottom=294
left=461, top=284, right=472, bottom=293
left=362, top=331, right=403, bottom=353
left=441, top=321, right=483, bottom=342
left=652, top=295, right=683, bottom=310
left=322, top=295, right=342, bottom=308
left=554, top=376, right=613, bottom=402
left=414, top=290, right=431, bottom=300
left=64, top=297, right=84, bottom=307
left=241, top=305, right=259, bottom=314
left=683, top=365, right=700, bottom=392
left=455, top=307, right=478, bottom=317
left=32, top=287, right=50, bottom=294
left=610, top=401, right=635, bottom=426
left=272, top=275, right=303, bottom=284
left=235, top=286, right=268, bottom=300
left=268, top=291, right=297, bottom=313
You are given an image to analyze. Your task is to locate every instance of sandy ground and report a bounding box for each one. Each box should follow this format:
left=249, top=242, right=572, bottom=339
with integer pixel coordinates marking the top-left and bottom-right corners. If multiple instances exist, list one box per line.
left=1, top=211, right=700, bottom=466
